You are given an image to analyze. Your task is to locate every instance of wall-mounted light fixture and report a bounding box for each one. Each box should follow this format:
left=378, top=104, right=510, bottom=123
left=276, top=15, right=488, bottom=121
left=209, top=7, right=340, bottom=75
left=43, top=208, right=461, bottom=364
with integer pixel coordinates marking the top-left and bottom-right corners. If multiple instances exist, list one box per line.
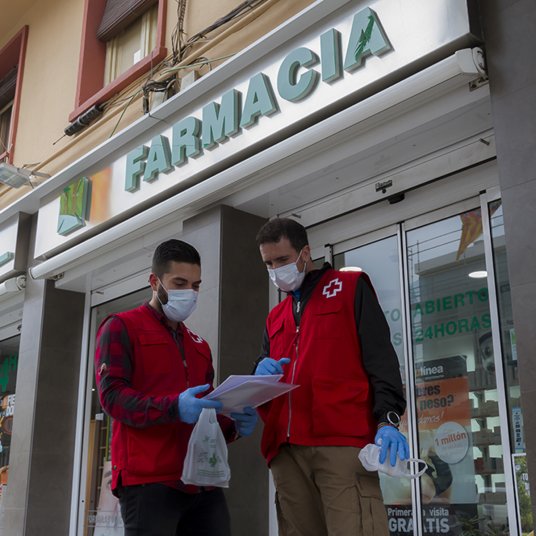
left=0, top=162, right=32, bottom=188
left=0, top=162, right=50, bottom=188
left=0, top=275, right=26, bottom=298
left=468, top=270, right=487, bottom=279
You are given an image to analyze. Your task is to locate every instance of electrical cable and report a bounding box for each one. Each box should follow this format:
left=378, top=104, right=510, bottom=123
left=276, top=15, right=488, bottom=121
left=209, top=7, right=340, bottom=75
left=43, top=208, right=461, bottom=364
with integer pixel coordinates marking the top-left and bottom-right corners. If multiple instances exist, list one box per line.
left=108, top=93, right=138, bottom=138
left=66, top=0, right=269, bottom=139
left=170, top=0, right=266, bottom=63
left=159, top=53, right=235, bottom=76
left=99, top=0, right=266, bottom=116
left=171, top=0, right=188, bottom=65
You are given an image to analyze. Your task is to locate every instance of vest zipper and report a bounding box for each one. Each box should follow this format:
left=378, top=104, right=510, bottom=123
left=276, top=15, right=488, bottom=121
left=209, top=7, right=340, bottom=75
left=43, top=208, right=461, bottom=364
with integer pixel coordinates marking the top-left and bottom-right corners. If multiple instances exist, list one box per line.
left=172, top=330, right=190, bottom=388
left=287, top=325, right=300, bottom=440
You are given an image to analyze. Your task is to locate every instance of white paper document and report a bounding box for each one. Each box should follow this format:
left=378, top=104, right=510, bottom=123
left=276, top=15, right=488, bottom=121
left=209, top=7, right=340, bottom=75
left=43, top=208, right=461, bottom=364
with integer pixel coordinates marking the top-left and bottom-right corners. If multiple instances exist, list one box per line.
left=204, top=375, right=299, bottom=415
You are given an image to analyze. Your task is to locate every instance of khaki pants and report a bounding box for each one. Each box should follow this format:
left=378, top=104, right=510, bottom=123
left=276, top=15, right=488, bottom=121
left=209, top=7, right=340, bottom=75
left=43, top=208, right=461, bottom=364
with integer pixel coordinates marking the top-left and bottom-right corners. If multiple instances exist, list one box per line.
left=270, top=445, right=389, bottom=536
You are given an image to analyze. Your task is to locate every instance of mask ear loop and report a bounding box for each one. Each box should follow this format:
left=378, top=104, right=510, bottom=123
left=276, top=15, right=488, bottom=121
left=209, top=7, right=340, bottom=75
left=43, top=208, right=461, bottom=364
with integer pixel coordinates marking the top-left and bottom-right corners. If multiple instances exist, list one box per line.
left=156, top=277, right=169, bottom=306
left=296, top=248, right=310, bottom=275
left=407, top=458, right=428, bottom=479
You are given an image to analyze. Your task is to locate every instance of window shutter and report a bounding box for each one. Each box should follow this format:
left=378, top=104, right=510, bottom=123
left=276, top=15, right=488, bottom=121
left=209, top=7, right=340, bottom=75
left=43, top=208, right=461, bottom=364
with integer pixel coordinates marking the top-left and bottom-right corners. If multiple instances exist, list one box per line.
left=97, top=0, right=158, bottom=42
left=0, top=67, right=17, bottom=110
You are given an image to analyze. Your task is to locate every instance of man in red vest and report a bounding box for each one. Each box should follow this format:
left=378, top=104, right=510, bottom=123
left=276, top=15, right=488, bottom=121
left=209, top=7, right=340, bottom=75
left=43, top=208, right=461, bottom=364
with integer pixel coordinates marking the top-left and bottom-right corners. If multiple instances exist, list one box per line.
left=95, top=239, right=257, bottom=536
left=254, top=218, right=408, bottom=536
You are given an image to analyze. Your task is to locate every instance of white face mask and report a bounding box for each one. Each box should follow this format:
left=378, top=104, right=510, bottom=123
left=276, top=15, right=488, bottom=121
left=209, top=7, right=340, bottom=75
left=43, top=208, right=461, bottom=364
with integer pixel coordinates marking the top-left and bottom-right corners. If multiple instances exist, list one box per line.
left=158, top=279, right=198, bottom=323
left=358, top=444, right=427, bottom=479
left=267, top=250, right=306, bottom=292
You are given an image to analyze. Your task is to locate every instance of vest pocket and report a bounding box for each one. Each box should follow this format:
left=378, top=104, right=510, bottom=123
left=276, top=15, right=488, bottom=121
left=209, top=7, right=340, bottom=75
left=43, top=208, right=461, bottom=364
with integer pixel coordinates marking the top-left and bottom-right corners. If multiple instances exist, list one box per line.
left=135, top=331, right=178, bottom=378
left=355, top=474, right=389, bottom=536
left=126, top=423, right=181, bottom=477
left=137, top=331, right=169, bottom=345
left=312, top=376, right=369, bottom=437
left=269, top=317, right=297, bottom=358
left=267, top=316, right=285, bottom=338
left=311, top=302, right=343, bottom=339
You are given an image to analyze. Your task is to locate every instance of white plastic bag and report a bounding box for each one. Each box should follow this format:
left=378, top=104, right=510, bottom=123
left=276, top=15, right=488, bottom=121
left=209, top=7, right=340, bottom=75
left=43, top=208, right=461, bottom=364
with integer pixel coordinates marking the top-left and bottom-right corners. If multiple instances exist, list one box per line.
left=358, top=443, right=427, bottom=479
left=181, top=408, right=231, bottom=487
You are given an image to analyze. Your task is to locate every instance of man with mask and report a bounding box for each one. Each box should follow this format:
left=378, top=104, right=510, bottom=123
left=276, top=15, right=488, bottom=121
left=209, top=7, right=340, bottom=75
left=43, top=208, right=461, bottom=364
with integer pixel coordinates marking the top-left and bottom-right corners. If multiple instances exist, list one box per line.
left=254, top=218, right=408, bottom=536
left=95, top=239, right=257, bottom=536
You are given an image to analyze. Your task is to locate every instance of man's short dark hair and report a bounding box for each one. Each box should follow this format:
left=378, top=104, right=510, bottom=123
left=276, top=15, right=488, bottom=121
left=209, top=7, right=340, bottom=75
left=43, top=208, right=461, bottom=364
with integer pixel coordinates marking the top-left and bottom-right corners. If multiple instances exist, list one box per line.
left=152, top=239, right=201, bottom=277
left=256, top=218, right=309, bottom=252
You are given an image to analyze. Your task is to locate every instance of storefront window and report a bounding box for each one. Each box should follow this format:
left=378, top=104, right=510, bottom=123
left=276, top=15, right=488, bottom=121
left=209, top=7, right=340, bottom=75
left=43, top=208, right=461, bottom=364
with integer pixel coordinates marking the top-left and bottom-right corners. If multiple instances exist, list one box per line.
left=334, top=235, right=404, bottom=365
left=84, top=288, right=149, bottom=536
left=0, top=335, right=19, bottom=516
left=407, top=208, right=507, bottom=534
left=489, top=202, right=520, bottom=451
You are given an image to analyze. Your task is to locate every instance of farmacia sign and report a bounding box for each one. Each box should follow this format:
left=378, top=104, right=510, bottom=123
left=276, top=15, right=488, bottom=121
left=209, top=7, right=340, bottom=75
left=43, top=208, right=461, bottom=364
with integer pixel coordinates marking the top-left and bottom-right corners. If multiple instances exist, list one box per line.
left=124, top=7, right=391, bottom=192
left=55, top=6, right=392, bottom=237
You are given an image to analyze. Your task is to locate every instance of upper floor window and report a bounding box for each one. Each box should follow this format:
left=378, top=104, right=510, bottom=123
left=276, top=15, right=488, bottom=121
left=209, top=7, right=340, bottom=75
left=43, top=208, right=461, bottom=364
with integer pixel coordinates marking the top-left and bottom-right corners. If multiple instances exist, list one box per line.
left=103, top=5, right=158, bottom=85
left=99, top=1, right=159, bottom=85
left=71, top=0, right=166, bottom=123
left=0, top=27, right=28, bottom=164
left=0, top=101, right=13, bottom=158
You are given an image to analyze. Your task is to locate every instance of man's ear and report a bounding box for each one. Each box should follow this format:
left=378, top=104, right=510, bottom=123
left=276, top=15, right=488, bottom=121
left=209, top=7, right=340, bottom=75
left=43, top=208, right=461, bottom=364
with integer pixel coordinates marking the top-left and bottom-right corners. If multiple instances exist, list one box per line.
left=148, top=273, right=159, bottom=291
left=302, top=245, right=312, bottom=262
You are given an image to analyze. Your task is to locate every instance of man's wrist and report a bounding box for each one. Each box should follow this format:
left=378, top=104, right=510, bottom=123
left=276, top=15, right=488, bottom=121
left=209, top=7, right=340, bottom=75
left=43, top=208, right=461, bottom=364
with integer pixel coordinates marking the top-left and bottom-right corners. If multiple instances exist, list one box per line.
left=377, top=410, right=401, bottom=429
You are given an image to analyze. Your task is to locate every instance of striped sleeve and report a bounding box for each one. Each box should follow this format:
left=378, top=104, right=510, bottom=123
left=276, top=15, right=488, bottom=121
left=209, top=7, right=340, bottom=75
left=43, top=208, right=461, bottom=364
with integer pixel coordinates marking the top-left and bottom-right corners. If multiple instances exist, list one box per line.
left=94, top=316, right=180, bottom=428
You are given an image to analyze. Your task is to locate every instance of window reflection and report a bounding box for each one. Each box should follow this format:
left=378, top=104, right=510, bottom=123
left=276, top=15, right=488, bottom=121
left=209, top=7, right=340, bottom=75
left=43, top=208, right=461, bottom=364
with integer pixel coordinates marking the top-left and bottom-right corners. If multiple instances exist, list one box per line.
left=85, top=288, right=149, bottom=536
left=407, top=208, right=507, bottom=535
left=334, top=235, right=411, bottom=530
left=490, top=201, right=531, bottom=533
left=334, top=236, right=404, bottom=366
left=0, top=334, right=19, bottom=508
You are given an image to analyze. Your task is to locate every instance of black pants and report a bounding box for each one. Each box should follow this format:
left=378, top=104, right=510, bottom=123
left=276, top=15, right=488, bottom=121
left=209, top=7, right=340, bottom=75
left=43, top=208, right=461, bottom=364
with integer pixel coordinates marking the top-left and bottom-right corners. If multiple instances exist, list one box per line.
left=118, top=484, right=231, bottom=536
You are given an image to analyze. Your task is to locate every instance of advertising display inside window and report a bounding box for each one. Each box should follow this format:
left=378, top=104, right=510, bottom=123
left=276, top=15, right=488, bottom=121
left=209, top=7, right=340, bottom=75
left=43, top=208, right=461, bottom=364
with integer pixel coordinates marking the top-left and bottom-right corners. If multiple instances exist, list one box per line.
left=0, top=335, right=19, bottom=526
left=84, top=288, right=149, bottom=536
left=407, top=208, right=506, bottom=535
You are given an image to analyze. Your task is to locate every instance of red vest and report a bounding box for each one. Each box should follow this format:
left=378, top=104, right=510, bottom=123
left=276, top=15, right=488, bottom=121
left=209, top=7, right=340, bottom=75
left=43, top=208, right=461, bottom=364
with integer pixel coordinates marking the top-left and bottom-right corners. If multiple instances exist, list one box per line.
left=260, top=269, right=376, bottom=463
left=98, top=305, right=216, bottom=491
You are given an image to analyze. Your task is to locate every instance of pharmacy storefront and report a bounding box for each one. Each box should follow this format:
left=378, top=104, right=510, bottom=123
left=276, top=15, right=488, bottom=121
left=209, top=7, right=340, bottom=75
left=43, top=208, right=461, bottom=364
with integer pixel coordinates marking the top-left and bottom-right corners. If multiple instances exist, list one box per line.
left=0, top=212, right=29, bottom=530
left=7, top=0, right=530, bottom=534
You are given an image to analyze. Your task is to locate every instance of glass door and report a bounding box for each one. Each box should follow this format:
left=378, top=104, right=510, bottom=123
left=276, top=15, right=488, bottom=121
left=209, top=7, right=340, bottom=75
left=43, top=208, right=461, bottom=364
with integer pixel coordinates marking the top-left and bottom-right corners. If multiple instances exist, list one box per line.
left=485, top=198, right=531, bottom=535
left=81, top=287, right=149, bottom=536
left=321, top=196, right=522, bottom=535
left=333, top=229, right=416, bottom=533
left=0, top=334, right=19, bottom=529
left=405, top=207, right=507, bottom=534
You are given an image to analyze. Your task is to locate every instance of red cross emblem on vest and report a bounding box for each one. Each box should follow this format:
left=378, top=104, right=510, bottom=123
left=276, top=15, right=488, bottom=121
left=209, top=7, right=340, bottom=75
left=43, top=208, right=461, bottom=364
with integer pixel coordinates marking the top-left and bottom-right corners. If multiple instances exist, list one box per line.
left=186, top=327, right=204, bottom=344
left=322, top=278, right=343, bottom=298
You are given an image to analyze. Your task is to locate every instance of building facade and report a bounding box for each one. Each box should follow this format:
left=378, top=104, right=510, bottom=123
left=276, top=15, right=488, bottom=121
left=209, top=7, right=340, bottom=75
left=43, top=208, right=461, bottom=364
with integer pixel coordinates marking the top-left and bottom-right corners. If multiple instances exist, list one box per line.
left=0, top=0, right=534, bottom=535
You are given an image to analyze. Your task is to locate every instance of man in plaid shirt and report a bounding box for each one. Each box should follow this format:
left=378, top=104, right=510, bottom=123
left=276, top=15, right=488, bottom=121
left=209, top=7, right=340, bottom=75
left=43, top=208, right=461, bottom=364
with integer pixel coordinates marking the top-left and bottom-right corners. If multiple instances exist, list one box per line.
left=95, top=239, right=258, bottom=535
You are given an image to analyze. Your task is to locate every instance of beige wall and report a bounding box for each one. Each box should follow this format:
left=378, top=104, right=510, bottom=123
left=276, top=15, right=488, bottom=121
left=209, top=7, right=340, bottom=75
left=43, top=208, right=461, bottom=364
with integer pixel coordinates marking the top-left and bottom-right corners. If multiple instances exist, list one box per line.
left=12, top=0, right=83, bottom=172
left=0, top=0, right=315, bottom=208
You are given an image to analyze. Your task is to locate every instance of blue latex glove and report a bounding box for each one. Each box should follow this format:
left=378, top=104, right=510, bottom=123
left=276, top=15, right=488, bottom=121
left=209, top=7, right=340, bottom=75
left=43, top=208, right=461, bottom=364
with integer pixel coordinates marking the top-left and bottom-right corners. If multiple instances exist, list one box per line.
left=230, top=406, right=258, bottom=437
left=375, top=425, right=410, bottom=466
left=178, top=384, right=223, bottom=424
left=255, top=357, right=291, bottom=375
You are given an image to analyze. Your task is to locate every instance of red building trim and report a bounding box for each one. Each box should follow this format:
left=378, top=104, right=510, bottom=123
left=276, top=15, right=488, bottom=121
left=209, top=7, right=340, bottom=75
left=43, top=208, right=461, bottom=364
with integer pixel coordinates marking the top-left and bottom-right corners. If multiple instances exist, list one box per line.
left=70, top=0, right=167, bottom=123
left=0, top=26, right=29, bottom=164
